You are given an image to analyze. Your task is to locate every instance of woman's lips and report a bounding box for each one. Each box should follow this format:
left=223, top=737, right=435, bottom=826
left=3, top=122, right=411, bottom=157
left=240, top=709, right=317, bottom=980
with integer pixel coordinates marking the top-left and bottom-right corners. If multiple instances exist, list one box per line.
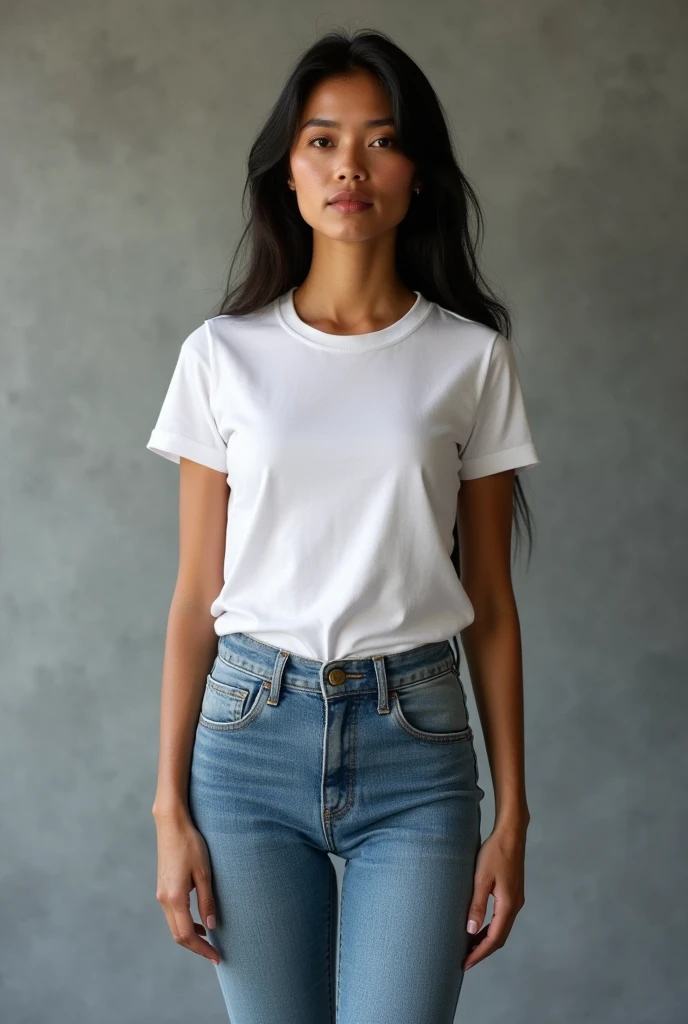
left=328, top=200, right=373, bottom=213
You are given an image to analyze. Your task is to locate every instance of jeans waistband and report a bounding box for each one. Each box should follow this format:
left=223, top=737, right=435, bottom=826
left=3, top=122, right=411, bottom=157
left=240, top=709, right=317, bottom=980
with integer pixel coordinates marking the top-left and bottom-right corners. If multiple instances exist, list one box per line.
left=216, top=631, right=461, bottom=713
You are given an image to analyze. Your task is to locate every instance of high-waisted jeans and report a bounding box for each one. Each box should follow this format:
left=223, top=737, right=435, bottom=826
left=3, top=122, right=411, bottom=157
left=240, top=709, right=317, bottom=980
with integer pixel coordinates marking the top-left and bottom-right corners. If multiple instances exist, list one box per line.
left=188, top=631, right=485, bottom=1024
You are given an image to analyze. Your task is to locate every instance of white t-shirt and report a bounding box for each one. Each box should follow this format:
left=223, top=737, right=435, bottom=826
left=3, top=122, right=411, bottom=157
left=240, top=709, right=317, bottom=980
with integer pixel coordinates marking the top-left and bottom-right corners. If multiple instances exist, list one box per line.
left=146, top=287, right=540, bottom=661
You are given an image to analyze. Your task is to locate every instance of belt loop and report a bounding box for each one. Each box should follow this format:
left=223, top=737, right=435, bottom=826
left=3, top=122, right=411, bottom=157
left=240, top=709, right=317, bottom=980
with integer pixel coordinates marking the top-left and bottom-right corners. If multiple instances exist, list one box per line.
left=267, top=649, right=290, bottom=706
left=448, top=634, right=461, bottom=673
left=372, top=654, right=390, bottom=714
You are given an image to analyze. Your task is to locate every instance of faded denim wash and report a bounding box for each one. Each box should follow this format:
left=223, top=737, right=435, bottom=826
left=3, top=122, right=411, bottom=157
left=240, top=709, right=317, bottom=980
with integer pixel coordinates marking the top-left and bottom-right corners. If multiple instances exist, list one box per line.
left=188, top=630, right=485, bottom=1023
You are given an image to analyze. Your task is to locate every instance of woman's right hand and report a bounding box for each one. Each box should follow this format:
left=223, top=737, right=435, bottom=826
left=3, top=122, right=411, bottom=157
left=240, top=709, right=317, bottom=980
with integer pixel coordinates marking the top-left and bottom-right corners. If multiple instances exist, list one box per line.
left=153, top=807, right=221, bottom=966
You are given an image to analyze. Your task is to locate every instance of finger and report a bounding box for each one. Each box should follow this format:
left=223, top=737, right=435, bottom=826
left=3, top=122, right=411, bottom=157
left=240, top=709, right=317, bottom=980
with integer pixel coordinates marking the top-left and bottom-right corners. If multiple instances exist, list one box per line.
left=463, top=897, right=517, bottom=970
left=462, top=922, right=489, bottom=968
left=160, top=891, right=221, bottom=965
left=171, top=902, right=220, bottom=964
left=466, top=873, right=492, bottom=937
left=193, top=866, right=217, bottom=933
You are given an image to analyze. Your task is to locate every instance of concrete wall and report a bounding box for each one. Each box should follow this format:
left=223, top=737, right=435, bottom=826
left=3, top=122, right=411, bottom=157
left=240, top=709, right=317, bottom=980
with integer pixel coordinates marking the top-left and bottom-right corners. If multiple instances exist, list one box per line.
left=2, top=2, right=685, bottom=1021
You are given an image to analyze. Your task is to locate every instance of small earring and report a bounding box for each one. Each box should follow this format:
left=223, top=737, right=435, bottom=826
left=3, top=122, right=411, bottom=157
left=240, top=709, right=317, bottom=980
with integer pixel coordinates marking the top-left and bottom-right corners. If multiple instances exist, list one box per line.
left=413, top=186, right=420, bottom=195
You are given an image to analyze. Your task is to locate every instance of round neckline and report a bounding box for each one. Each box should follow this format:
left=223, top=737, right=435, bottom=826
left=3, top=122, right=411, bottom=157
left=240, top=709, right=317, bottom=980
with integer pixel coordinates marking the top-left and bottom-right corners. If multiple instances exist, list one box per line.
left=276, top=286, right=433, bottom=351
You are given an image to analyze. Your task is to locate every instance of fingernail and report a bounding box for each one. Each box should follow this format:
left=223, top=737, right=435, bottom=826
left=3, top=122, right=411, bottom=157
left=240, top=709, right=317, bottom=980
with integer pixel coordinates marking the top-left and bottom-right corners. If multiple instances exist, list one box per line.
left=467, top=919, right=478, bottom=934
left=207, top=915, right=216, bottom=929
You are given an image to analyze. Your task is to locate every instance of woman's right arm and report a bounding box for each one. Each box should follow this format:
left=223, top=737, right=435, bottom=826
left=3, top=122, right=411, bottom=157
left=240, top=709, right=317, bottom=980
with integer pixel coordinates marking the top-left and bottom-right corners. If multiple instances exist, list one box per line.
left=152, top=456, right=229, bottom=965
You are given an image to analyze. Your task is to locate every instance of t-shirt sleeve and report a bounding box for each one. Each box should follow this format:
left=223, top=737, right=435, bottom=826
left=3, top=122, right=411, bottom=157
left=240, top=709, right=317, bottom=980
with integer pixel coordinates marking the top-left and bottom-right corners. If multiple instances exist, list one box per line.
left=145, top=322, right=228, bottom=474
left=458, top=331, right=541, bottom=480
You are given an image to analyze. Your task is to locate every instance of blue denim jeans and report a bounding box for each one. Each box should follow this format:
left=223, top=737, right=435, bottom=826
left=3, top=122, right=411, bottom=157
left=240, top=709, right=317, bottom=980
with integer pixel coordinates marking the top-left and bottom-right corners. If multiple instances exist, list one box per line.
left=188, top=631, right=485, bottom=1024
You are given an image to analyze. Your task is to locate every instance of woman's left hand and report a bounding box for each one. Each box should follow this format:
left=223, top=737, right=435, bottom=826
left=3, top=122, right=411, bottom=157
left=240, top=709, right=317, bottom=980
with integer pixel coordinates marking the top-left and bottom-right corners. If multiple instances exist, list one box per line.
left=462, top=823, right=527, bottom=971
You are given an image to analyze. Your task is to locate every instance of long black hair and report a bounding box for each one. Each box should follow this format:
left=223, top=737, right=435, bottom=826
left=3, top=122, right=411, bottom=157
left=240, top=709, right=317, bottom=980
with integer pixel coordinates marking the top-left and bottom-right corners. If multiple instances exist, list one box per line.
left=209, top=27, right=536, bottom=567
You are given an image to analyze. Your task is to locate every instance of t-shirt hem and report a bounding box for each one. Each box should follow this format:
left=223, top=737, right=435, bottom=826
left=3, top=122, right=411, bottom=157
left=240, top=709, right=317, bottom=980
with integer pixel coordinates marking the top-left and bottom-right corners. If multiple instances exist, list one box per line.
left=459, top=443, right=540, bottom=480
left=146, top=429, right=227, bottom=474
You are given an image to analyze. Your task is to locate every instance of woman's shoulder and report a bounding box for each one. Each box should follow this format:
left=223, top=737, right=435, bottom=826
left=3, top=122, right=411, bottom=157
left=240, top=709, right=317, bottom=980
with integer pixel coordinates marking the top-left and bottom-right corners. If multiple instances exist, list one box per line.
left=204, top=296, right=281, bottom=345
left=207, top=291, right=282, bottom=326
left=428, top=297, right=498, bottom=339
left=423, top=297, right=502, bottom=368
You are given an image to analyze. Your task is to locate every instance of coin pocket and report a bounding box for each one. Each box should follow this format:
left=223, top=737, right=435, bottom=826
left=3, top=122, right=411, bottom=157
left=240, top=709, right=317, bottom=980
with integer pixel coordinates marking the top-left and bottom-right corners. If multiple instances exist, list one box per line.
left=199, top=655, right=269, bottom=731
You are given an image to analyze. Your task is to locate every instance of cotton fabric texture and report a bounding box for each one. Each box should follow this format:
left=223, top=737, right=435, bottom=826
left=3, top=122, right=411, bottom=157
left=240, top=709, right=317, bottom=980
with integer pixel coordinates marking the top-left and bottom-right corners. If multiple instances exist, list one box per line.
left=146, top=287, right=540, bottom=661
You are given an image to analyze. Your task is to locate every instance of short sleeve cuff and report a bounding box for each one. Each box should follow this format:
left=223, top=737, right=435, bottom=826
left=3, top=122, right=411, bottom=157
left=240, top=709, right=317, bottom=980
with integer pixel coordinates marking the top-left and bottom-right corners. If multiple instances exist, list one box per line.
left=459, top=442, right=540, bottom=480
left=146, top=428, right=227, bottom=474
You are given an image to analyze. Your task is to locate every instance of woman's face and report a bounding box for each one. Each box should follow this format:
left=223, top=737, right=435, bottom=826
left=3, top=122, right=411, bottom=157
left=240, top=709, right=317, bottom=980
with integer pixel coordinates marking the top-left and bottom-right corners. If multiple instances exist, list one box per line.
left=288, top=70, right=419, bottom=243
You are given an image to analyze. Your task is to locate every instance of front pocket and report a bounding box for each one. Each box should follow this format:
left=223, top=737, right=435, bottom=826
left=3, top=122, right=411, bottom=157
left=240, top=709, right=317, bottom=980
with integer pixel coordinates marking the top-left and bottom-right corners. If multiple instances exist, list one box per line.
left=390, top=669, right=473, bottom=743
left=199, top=655, right=271, bottom=732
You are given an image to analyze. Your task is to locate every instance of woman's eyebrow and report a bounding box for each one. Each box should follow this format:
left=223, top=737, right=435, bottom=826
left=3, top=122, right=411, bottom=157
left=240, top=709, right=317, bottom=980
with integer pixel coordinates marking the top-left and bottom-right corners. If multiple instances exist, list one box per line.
left=298, top=116, right=395, bottom=132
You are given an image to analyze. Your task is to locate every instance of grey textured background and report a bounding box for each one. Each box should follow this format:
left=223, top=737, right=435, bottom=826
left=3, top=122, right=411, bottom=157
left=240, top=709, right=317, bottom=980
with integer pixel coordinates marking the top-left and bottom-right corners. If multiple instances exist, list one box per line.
left=2, top=2, right=686, bottom=1022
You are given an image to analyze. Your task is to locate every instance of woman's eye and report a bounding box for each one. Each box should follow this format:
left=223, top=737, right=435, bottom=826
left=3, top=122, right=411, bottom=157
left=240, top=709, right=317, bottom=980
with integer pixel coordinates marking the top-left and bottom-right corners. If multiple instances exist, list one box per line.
left=308, top=136, right=397, bottom=149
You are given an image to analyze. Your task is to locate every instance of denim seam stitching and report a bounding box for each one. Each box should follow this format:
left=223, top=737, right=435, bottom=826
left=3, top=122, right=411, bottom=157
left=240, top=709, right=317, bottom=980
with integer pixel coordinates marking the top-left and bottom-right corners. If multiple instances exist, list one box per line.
left=214, top=651, right=270, bottom=681
left=326, top=700, right=359, bottom=820
left=259, top=664, right=457, bottom=698
left=205, top=677, right=251, bottom=703
left=320, top=696, right=336, bottom=853
left=325, top=865, right=333, bottom=1024
left=337, top=868, right=344, bottom=1019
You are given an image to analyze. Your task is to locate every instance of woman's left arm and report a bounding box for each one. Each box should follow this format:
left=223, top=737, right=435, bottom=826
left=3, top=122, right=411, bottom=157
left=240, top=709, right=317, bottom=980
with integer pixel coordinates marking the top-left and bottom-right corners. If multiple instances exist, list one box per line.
left=456, top=468, right=531, bottom=970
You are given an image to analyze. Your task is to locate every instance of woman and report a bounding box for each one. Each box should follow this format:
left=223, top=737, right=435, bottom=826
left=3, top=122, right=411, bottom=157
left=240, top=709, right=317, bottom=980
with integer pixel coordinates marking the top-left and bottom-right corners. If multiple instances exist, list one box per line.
left=147, top=28, right=540, bottom=1024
